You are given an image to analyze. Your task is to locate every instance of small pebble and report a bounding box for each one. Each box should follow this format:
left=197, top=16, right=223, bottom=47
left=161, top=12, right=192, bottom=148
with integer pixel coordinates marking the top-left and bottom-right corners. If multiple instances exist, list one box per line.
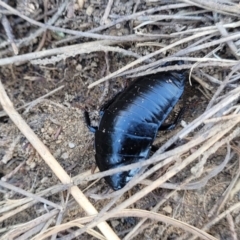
left=48, top=127, right=54, bottom=134
left=30, top=162, right=36, bottom=169
left=77, top=0, right=84, bottom=9
left=91, top=61, right=97, bottom=67
left=116, top=23, right=121, bottom=29
left=76, top=64, right=82, bottom=71
left=61, top=152, right=69, bottom=159
left=163, top=205, right=172, bottom=214
left=53, top=149, right=62, bottom=158
left=181, top=120, right=188, bottom=128
left=41, top=177, right=49, bottom=183
left=68, top=142, right=76, bottom=149
left=111, top=220, right=120, bottom=228
left=86, top=5, right=93, bottom=16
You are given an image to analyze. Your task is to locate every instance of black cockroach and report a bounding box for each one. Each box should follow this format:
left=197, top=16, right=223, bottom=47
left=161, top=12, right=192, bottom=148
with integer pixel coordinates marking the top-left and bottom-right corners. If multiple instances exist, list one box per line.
left=85, top=68, right=186, bottom=190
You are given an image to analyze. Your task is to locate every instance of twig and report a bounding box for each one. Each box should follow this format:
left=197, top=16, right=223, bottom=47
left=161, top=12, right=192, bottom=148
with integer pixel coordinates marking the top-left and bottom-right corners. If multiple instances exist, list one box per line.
left=0, top=1, right=67, bottom=53
left=73, top=127, right=213, bottom=185
left=0, top=1, right=153, bottom=41
left=0, top=41, right=147, bottom=66
left=33, top=209, right=217, bottom=240
left=188, top=201, right=240, bottom=240
left=0, top=79, right=119, bottom=240
left=140, top=149, right=234, bottom=191
left=40, top=217, right=55, bottom=234
left=1, top=209, right=59, bottom=240
left=124, top=175, right=197, bottom=240
left=157, top=86, right=240, bottom=154
left=0, top=200, right=39, bottom=223
left=1, top=160, right=25, bottom=181
left=15, top=222, right=46, bottom=240
left=226, top=214, right=238, bottom=240
left=34, top=0, right=48, bottom=52
left=0, top=180, right=62, bottom=210
left=99, top=52, right=110, bottom=105
left=54, top=3, right=190, bottom=44
left=206, top=63, right=240, bottom=110
left=0, top=85, right=64, bottom=117
left=88, top=31, right=240, bottom=88
left=0, top=184, right=70, bottom=221
left=121, top=56, right=236, bottom=77
left=73, top=105, right=240, bottom=186
left=127, top=62, right=236, bottom=78
left=204, top=114, right=240, bottom=123
left=100, top=0, right=113, bottom=25
left=84, top=168, right=146, bottom=236
left=1, top=135, right=21, bottom=164
left=70, top=123, right=240, bottom=237
left=213, top=154, right=240, bottom=216
left=200, top=71, right=237, bottom=88
left=188, top=45, right=223, bottom=85
left=1, top=14, right=18, bottom=54
left=182, top=0, right=240, bottom=16
left=50, top=192, right=66, bottom=240
left=128, top=34, right=216, bottom=76
left=135, top=14, right=206, bottom=25
left=175, top=33, right=240, bottom=57
left=88, top=29, right=216, bottom=88
left=216, top=22, right=240, bottom=60
left=188, top=75, right=213, bottom=92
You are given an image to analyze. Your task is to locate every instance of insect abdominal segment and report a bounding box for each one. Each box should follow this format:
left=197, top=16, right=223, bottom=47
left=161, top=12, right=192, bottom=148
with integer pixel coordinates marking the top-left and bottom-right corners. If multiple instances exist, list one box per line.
left=85, top=69, right=186, bottom=190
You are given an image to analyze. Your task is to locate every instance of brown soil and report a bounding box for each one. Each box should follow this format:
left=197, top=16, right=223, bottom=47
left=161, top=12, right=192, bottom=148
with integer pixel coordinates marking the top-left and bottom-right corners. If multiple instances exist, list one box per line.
left=0, top=1, right=240, bottom=240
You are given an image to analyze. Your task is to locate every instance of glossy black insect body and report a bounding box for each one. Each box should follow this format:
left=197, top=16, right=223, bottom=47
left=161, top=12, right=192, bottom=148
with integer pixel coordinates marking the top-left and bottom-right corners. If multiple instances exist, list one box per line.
left=85, top=70, right=186, bottom=190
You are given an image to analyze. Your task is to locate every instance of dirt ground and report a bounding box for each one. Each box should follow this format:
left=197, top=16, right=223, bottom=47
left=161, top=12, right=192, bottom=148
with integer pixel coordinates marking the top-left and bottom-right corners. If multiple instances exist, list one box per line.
left=1, top=1, right=240, bottom=240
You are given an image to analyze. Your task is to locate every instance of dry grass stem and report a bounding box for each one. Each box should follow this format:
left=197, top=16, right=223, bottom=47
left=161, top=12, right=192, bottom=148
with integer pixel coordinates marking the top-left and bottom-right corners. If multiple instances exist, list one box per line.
left=142, top=149, right=234, bottom=191
left=0, top=41, right=149, bottom=66
left=226, top=214, right=238, bottom=240
left=0, top=85, right=64, bottom=118
left=1, top=135, right=21, bottom=164
left=0, top=79, right=119, bottom=239
left=89, top=32, right=240, bottom=88
left=0, top=180, right=62, bottom=210
left=70, top=124, right=240, bottom=236
left=214, top=156, right=240, bottom=215
left=216, top=22, right=240, bottom=60
left=34, top=209, right=217, bottom=240
left=0, top=209, right=59, bottom=240
left=0, top=1, right=68, bottom=54
left=206, top=63, right=240, bottom=110
left=124, top=175, right=201, bottom=240
left=1, top=1, right=240, bottom=239
left=100, top=0, right=113, bottom=25
left=0, top=1, right=158, bottom=44
left=73, top=109, right=240, bottom=187
left=182, top=0, right=240, bottom=15
left=188, top=201, right=240, bottom=240
left=1, top=14, right=18, bottom=54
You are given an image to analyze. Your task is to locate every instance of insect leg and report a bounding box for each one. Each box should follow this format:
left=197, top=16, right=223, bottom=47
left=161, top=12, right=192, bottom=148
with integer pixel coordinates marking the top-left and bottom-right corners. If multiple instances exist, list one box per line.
left=151, top=145, right=158, bottom=153
left=84, top=111, right=98, bottom=133
left=158, top=107, right=185, bottom=131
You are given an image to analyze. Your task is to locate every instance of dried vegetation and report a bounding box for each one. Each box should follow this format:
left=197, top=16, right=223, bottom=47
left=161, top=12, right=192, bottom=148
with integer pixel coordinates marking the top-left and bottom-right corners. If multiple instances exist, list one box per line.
left=0, top=0, right=240, bottom=239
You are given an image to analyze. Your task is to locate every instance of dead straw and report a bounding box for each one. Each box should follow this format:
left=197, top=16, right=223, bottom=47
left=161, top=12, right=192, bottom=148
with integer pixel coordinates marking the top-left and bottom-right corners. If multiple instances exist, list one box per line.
left=0, top=79, right=119, bottom=240
left=1, top=1, right=240, bottom=239
left=69, top=124, right=240, bottom=237
left=33, top=209, right=217, bottom=240
left=0, top=180, right=62, bottom=210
